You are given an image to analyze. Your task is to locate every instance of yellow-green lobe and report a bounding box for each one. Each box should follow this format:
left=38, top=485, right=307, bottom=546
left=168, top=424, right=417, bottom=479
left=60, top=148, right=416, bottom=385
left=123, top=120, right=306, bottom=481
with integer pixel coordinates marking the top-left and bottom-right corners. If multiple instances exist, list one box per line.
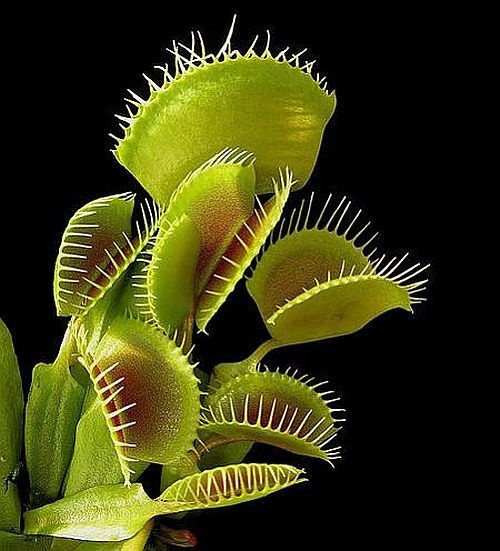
left=91, top=319, right=200, bottom=475
left=203, top=369, right=340, bottom=463
left=115, top=56, right=335, bottom=202
left=147, top=215, right=201, bottom=333
left=247, top=228, right=370, bottom=320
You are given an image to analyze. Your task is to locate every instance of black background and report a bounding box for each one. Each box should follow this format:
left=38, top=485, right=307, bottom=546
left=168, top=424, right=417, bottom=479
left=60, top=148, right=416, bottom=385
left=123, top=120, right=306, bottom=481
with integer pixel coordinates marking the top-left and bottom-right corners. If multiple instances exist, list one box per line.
left=0, top=2, right=446, bottom=550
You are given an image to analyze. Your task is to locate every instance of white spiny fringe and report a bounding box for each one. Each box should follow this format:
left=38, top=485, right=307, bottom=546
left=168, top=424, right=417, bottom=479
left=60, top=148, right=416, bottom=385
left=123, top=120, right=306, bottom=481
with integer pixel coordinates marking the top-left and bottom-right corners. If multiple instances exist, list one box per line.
left=111, top=16, right=332, bottom=146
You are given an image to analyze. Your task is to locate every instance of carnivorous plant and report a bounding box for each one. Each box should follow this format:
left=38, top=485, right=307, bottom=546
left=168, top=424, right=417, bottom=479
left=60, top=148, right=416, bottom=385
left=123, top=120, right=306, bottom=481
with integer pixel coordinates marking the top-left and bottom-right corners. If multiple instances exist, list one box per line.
left=0, top=17, right=428, bottom=550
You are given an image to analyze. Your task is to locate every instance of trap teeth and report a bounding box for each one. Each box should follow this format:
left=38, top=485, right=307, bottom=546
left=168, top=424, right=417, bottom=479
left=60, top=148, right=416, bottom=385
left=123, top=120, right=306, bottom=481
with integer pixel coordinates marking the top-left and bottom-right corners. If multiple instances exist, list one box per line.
left=88, top=318, right=201, bottom=483
left=114, top=27, right=335, bottom=202
left=54, top=194, right=162, bottom=318
left=202, top=368, right=343, bottom=464
left=247, top=193, right=428, bottom=345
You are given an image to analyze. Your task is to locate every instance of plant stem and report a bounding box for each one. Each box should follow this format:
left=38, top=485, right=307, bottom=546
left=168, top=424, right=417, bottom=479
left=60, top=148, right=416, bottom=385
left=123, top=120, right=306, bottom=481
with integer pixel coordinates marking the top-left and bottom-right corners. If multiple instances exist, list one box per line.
left=211, top=339, right=282, bottom=384
left=244, top=339, right=281, bottom=369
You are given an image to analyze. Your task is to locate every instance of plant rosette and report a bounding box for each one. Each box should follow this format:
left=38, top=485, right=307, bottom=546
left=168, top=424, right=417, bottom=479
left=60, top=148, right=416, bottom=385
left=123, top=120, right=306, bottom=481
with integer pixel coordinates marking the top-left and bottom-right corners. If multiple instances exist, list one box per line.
left=0, top=17, right=428, bottom=550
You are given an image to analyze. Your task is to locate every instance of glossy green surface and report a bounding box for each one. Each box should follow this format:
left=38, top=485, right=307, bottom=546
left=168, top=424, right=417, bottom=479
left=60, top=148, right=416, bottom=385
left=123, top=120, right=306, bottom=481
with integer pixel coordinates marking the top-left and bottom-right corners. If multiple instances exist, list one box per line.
left=0, top=318, right=24, bottom=532
left=25, top=329, right=85, bottom=507
left=115, top=54, right=334, bottom=202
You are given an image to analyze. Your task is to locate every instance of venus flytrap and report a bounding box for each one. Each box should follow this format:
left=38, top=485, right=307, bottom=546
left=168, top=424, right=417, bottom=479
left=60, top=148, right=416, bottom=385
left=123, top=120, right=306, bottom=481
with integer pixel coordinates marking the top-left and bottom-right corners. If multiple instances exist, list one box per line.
left=201, top=367, right=343, bottom=465
left=85, top=318, right=201, bottom=483
left=213, top=193, right=428, bottom=383
left=53, top=193, right=163, bottom=318
left=0, top=19, right=428, bottom=550
left=247, top=192, right=427, bottom=341
left=113, top=16, right=335, bottom=201
left=195, top=164, right=295, bottom=332
left=24, top=464, right=305, bottom=542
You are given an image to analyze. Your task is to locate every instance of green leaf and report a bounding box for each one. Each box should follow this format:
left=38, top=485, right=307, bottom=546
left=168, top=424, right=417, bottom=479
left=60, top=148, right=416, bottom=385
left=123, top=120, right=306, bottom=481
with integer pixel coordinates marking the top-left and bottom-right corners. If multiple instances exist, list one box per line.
left=64, top=398, right=146, bottom=497
left=25, top=326, right=86, bottom=508
left=54, top=193, right=162, bottom=317
left=24, top=484, right=157, bottom=542
left=25, top=463, right=302, bottom=542
left=81, top=318, right=200, bottom=484
left=50, top=521, right=153, bottom=550
left=202, top=367, right=342, bottom=464
left=0, top=531, right=51, bottom=550
left=113, top=27, right=335, bottom=201
left=24, top=461, right=303, bottom=540
left=0, top=317, right=24, bottom=532
left=247, top=194, right=428, bottom=344
left=157, top=463, right=306, bottom=513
